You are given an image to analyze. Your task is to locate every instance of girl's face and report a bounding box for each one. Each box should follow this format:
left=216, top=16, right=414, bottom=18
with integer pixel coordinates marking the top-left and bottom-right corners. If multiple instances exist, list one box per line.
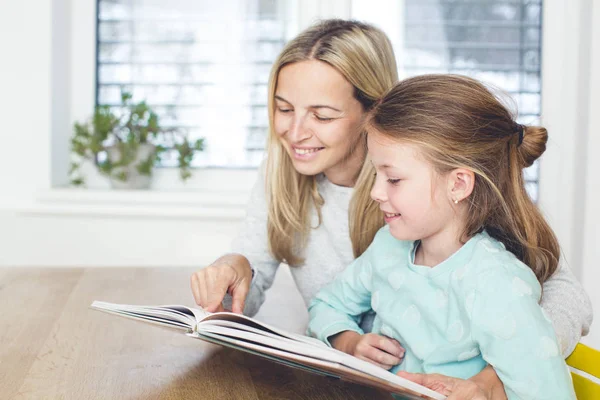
left=367, top=132, right=457, bottom=243
left=273, top=60, right=366, bottom=187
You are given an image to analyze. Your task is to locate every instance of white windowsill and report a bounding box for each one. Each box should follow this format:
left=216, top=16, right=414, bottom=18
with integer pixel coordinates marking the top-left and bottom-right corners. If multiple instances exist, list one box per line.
left=16, top=188, right=249, bottom=219
left=13, top=166, right=258, bottom=220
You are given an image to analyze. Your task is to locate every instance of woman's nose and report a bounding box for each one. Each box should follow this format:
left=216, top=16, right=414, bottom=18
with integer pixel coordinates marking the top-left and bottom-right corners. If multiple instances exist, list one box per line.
left=287, top=115, right=312, bottom=142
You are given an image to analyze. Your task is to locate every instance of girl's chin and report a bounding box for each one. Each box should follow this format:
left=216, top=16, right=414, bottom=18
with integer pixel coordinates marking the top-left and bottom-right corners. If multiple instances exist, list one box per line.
left=388, top=225, right=419, bottom=241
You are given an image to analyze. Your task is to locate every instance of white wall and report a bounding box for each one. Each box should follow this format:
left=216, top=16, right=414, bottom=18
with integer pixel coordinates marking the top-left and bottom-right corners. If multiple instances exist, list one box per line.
left=0, top=0, right=598, bottom=347
left=539, top=0, right=599, bottom=348
left=0, top=0, right=252, bottom=267
left=579, top=0, right=600, bottom=349
left=0, top=1, right=52, bottom=207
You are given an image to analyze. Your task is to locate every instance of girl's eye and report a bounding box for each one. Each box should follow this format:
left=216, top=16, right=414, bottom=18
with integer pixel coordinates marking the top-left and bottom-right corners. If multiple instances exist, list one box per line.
left=314, top=114, right=334, bottom=122
left=277, top=108, right=292, bottom=113
left=387, top=178, right=401, bottom=185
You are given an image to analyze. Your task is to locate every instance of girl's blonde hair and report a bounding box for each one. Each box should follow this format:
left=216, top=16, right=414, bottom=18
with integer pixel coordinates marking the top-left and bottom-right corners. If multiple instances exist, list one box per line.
left=266, top=19, right=397, bottom=265
left=364, top=74, right=559, bottom=283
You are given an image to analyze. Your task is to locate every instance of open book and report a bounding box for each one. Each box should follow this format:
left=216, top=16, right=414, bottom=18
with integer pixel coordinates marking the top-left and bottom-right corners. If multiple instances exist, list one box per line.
left=90, top=301, right=445, bottom=400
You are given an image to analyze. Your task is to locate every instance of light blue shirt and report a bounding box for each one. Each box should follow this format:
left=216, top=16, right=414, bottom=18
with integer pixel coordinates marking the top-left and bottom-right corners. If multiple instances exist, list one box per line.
left=308, top=226, right=575, bottom=399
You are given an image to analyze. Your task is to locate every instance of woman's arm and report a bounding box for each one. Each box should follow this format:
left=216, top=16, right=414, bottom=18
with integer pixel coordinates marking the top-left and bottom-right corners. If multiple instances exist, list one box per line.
left=540, top=262, right=593, bottom=356
left=192, top=165, right=281, bottom=316
left=223, top=164, right=282, bottom=316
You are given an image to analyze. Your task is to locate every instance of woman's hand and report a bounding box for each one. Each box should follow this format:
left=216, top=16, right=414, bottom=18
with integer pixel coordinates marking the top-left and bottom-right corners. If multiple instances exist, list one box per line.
left=330, top=331, right=405, bottom=370
left=190, top=253, right=253, bottom=314
left=397, top=365, right=507, bottom=400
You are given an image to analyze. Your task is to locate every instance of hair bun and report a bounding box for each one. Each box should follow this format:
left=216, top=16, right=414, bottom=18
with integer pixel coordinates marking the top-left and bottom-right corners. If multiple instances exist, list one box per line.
left=517, top=126, right=548, bottom=167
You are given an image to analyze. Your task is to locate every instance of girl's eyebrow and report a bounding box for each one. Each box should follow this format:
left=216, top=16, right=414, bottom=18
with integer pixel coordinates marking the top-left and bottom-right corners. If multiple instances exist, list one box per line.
left=274, top=95, right=342, bottom=112
left=373, top=162, right=394, bottom=169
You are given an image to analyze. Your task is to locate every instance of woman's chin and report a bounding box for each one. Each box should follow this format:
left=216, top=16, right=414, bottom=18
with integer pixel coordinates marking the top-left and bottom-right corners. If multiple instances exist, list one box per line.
left=291, top=161, right=324, bottom=176
left=288, top=154, right=328, bottom=176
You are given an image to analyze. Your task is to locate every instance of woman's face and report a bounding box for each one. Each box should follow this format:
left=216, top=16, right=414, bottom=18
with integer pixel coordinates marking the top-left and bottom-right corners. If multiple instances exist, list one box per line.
left=273, top=60, right=367, bottom=187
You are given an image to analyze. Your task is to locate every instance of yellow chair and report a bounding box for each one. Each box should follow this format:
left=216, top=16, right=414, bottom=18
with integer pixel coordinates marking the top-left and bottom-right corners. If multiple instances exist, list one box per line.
left=566, top=342, right=600, bottom=399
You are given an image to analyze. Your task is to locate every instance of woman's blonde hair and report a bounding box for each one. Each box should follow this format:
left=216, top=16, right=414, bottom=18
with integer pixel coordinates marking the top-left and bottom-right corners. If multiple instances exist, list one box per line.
left=266, top=19, right=397, bottom=265
left=364, top=74, right=559, bottom=283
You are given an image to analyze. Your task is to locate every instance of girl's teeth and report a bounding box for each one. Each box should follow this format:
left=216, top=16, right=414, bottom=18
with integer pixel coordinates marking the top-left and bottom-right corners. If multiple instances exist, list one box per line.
left=385, top=213, right=400, bottom=217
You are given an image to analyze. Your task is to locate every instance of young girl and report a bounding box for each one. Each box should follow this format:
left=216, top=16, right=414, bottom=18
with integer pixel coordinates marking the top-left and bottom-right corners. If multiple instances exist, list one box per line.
left=308, top=74, right=576, bottom=399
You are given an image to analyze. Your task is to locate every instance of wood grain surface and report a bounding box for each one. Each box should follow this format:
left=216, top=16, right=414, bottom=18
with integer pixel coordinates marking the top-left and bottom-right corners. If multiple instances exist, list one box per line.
left=0, top=267, right=394, bottom=399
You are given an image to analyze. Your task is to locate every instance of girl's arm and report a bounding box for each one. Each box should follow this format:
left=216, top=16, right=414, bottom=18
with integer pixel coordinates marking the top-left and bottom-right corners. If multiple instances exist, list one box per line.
left=307, top=248, right=375, bottom=345
left=400, top=262, right=592, bottom=400
left=540, top=262, right=593, bottom=356
left=469, top=264, right=576, bottom=400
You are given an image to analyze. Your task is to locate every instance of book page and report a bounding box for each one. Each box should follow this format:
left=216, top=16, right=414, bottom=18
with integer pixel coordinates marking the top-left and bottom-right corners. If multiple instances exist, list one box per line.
left=91, top=301, right=197, bottom=329
left=190, top=330, right=443, bottom=400
left=199, top=312, right=326, bottom=348
left=91, top=301, right=444, bottom=399
left=194, top=325, right=444, bottom=400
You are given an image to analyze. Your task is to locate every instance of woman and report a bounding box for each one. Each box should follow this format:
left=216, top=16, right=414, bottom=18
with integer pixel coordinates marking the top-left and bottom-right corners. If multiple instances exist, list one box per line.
left=190, top=19, right=592, bottom=399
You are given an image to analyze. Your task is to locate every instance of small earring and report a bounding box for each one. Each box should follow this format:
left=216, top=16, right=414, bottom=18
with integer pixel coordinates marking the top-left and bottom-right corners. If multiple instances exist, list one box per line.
left=453, top=199, right=459, bottom=204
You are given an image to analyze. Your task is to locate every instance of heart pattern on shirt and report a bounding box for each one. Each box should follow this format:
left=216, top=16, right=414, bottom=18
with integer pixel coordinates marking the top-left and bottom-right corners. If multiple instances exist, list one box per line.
left=403, top=305, right=421, bottom=326
left=537, top=336, right=559, bottom=359
left=387, top=271, right=406, bottom=290
left=457, top=347, right=480, bottom=361
left=371, top=291, right=380, bottom=311
left=447, top=321, right=465, bottom=343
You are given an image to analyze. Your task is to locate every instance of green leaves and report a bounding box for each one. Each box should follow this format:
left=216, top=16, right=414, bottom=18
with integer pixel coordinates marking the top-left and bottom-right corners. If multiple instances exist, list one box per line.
left=69, top=89, right=205, bottom=186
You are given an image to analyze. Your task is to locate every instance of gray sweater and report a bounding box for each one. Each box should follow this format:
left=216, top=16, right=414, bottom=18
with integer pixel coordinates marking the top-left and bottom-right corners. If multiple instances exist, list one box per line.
left=229, top=169, right=593, bottom=357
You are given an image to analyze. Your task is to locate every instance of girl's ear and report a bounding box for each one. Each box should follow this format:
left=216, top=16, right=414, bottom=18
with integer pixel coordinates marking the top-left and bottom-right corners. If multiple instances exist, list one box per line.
left=447, top=168, right=475, bottom=204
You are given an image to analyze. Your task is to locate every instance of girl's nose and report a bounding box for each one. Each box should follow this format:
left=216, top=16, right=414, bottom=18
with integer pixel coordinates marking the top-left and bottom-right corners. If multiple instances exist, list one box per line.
left=370, top=177, right=387, bottom=203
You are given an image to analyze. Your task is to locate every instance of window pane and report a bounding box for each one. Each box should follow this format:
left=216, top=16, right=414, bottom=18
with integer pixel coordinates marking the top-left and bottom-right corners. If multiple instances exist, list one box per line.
left=402, top=0, right=542, bottom=201
left=96, top=0, right=294, bottom=168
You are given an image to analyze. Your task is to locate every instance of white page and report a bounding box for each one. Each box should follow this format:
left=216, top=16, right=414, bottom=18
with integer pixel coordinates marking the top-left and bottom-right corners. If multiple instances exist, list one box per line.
left=196, top=325, right=444, bottom=400
left=199, top=312, right=327, bottom=347
left=91, top=301, right=196, bottom=326
left=90, top=305, right=191, bottom=331
left=192, top=329, right=445, bottom=400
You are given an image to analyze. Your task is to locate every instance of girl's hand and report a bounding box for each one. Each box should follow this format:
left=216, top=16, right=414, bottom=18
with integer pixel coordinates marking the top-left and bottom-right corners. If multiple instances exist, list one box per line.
left=331, top=331, right=405, bottom=370
left=397, top=365, right=507, bottom=400
left=190, top=253, right=253, bottom=314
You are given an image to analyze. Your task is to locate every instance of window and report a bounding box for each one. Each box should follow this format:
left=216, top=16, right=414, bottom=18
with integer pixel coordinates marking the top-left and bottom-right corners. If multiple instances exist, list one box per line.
left=348, top=0, right=542, bottom=200
left=96, top=0, right=296, bottom=169
left=96, top=0, right=542, bottom=198
left=400, top=0, right=542, bottom=200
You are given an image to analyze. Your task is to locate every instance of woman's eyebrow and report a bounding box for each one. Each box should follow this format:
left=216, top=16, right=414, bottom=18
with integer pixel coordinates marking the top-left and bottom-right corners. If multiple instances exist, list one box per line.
left=274, top=95, right=342, bottom=112
left=311, top=104, right=342, bottom=112
left=274, top=95, right=291, bottom=104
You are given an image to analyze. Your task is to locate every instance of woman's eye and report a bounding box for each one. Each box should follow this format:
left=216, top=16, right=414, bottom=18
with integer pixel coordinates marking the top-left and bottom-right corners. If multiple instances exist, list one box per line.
left=277, top=108, right=292, bottom=113
left=314, top=114, right=334, bottom=122
left=387, top=178, right=401, bottom=185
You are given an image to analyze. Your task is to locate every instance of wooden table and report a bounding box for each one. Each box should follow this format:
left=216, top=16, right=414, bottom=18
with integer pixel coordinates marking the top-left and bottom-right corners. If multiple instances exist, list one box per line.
left=0, top=267, right=393, bottom=399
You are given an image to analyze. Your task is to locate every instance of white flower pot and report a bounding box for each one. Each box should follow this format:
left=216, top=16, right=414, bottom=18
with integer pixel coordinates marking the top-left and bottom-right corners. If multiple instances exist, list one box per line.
left=106, top=143, right=155, bottom=190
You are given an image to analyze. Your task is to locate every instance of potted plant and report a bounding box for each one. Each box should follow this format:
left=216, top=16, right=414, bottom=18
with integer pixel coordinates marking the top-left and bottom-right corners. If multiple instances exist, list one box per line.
left=69, top=91, right=204, bottom=189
